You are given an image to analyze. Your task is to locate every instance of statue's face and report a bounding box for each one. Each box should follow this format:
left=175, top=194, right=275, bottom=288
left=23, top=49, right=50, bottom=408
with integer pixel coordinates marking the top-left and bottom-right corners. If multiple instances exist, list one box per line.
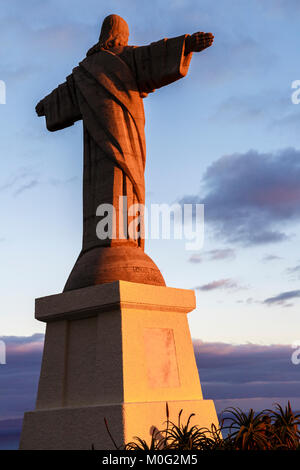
left=114, top=31, right=129, bottom=47
left=100, top=14, right=129, bottom=48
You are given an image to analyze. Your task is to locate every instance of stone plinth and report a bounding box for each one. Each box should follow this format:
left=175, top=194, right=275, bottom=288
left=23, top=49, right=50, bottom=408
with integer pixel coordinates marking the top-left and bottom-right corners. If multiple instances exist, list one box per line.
left=20, top=281, right=218, bottom=450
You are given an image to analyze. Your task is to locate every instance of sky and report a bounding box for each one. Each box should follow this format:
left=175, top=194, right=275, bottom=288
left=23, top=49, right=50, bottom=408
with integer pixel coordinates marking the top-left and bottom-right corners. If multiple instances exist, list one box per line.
left=0, top=0, right=300, bottom=444
left=0, top=0, right=299, bottom=343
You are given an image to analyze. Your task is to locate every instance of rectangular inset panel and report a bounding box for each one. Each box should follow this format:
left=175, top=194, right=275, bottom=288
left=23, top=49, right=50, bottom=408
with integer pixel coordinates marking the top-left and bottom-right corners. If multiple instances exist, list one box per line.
left=143, top=328, right=180, bottom=389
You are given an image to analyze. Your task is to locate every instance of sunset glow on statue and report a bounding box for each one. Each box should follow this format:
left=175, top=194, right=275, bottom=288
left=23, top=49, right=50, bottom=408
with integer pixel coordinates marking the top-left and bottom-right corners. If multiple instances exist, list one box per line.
left=35, top=14, right=214, bottom=291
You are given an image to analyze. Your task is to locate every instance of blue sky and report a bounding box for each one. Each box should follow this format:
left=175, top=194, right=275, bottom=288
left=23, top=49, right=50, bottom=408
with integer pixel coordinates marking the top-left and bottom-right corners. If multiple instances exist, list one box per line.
left=0, top=0, right=300, bottom=346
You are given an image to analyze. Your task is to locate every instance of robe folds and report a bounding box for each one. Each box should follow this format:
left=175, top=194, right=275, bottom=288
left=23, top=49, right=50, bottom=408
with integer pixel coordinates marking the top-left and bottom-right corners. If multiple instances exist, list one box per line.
left=39, top=35, right=193, bottom=252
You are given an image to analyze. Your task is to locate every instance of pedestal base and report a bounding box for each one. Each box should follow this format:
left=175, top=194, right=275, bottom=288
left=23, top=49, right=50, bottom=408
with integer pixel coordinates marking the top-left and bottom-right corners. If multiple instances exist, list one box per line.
left=20, top=400, right=218, bottom=450
left=20, top=281, right=219, bottom=450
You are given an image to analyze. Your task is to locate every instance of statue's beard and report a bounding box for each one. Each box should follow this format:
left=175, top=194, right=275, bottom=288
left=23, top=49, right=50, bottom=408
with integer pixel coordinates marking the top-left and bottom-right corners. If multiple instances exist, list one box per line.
left=102, top=36, right=128, bottom=48
left=86, top=37, right=128, bottom=57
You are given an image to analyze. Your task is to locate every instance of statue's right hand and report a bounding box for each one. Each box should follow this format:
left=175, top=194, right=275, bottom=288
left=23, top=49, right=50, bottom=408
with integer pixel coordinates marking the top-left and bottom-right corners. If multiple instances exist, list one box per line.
left=189, top=32, right=214, bottom=53
left=35, top=100, right=45, bottom=116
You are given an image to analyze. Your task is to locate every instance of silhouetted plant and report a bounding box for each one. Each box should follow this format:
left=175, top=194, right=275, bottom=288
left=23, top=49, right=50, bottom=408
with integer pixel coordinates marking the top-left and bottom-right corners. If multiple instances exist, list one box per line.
left=196, top=423, right=235, bottom=450
left=103, top=401, right=300, bottom=451
left=266, top=401, right=300, bottom=450
left=124, top=429, right=167, bottom=451
left=221, top=407, right=272, bottom=450
left=164, top=410, right=206, bottom=450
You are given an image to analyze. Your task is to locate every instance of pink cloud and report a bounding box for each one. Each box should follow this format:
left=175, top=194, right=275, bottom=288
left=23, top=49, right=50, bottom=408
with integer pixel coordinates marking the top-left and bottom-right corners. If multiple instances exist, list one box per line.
left=196, top=278, right=239, bottom=291
left=7, top=341, right=44, bottom=355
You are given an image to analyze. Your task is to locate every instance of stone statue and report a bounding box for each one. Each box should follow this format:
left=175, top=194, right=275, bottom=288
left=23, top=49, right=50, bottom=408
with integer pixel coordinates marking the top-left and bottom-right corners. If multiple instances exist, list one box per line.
left=36, top=14, right=214, bottom=291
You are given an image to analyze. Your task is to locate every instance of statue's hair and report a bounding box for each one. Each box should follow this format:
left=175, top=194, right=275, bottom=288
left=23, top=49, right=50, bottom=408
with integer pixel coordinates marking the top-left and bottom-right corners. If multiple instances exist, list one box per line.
left=87, top=14, right=129, bottom=57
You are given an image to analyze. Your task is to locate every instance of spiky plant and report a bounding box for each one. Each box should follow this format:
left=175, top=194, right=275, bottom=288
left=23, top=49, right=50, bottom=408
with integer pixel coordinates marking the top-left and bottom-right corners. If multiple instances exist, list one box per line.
left=103, top=402, right=300, bottom=451
left=192, top=423, right=228, bottom=450
left=124, top=406, right=210, bottom=451
left=221, top=407, right=272, bottom=450
left=267, top=401, right=300, bottom=450
left=163, top=410, right=206, bottom=450
left=124, top=428, right=167, bottom=451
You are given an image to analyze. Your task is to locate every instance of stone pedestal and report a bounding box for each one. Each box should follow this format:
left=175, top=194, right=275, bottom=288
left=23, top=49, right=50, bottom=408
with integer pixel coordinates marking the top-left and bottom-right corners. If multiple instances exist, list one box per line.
left=20, top=281, right=218, bottom=450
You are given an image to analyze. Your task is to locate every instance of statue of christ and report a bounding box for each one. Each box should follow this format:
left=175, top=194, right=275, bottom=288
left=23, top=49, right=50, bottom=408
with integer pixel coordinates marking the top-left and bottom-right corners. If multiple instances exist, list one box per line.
left=36, top=14, right=214, bottom=290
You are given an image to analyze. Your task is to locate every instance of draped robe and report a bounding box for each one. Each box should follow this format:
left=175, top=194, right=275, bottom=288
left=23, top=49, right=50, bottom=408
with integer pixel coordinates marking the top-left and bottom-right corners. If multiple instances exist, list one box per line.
left=39, top=35, right=193, bottom=254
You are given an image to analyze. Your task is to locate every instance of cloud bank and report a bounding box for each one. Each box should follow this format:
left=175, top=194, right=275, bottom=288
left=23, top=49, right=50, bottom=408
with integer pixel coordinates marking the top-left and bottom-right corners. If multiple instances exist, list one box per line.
left=195, top=278, right=239, bottom=292
left=1, top=333, right=299, bottom=448
left=263, top=290, right=300, bottom=306
left=179, top=148, right=300, bottom=246
left=194, top=340, right=300, bottom=413
left=189, top=248, right=235, bottom=264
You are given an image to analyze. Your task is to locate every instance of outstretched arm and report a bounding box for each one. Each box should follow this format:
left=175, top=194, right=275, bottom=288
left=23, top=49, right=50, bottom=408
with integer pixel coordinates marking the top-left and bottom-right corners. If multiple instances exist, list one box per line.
left=35, top=76, right=82, bottom=131
left=185, top=32, right=214, bottom=55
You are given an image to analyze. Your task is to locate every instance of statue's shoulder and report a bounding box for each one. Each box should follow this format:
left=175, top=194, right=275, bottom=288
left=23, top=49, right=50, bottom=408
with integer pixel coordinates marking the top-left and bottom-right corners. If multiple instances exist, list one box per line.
left=75, top=47, right=137, bottom=84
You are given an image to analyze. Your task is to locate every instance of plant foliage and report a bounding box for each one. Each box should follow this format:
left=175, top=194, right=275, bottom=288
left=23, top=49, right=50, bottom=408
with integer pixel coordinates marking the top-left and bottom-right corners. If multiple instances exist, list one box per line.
left=103, top=402, right=300, bottom=451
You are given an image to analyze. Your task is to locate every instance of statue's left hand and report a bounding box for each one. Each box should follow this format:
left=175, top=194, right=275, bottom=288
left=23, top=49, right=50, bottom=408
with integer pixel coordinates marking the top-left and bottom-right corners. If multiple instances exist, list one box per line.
left=35, top=100, right=45, bottom=116
left=185, top=32, right=214, bottom=54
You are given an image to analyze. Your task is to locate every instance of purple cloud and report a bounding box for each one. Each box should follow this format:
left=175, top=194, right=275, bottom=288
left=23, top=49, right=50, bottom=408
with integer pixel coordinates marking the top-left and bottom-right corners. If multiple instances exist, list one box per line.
left=263, top=289, right=300, bottom=306
left=208, top=249, right=235, bottom=260
left=179, top=148, right=300, bottom=246
left=189, top=254, right=203, bottom=263
left=0, top=334, right=43, bottom=421
left=236, top=297, right=260, bottom=305
left=196, top=278, right=239, bottom=291
left=189, top=248, right=235, bottom=264
left=286, top=265, right=300, bottom=279
left=262, top=254, right=283, bottom=262
left=194, top=340, right=300, bottom=413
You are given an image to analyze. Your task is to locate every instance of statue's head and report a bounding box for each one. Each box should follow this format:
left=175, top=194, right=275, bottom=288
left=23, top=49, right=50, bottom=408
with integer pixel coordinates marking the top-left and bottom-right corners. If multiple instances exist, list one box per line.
left=99, top=14, right=129, bottom=48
